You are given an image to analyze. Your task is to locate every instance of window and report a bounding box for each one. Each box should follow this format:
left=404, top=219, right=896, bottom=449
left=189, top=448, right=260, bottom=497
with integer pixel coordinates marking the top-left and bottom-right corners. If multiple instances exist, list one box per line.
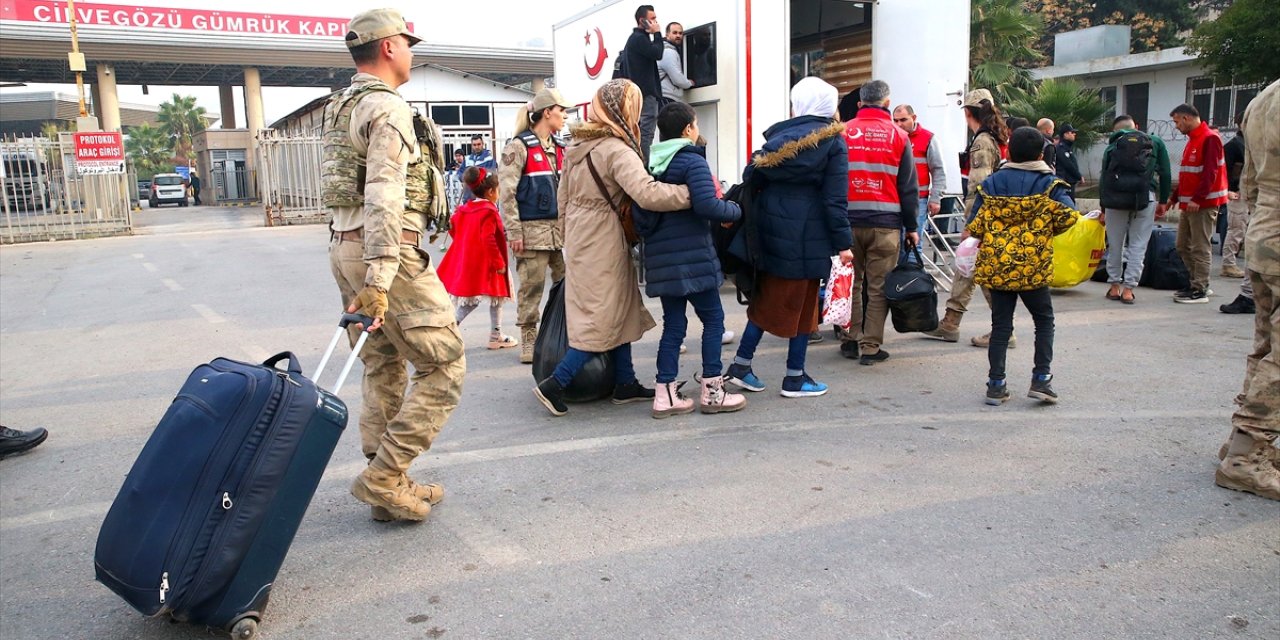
left=429, top=105, right=461, bottom=127
left=427, top=104, right=492, bottom=128
left=685, top=22, right=717, bottom=88
left=1187, top=77, right=1265, bottom=129
left=1123, top=83, right=1148, bottom=130
left=1099, top=86, right=1117, bottom=122
left=461, top=105, right=491, bottom=127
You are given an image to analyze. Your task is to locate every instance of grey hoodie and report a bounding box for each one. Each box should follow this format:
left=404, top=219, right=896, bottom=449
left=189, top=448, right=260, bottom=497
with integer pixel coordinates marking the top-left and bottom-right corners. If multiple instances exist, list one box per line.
left=658, top=40, right=693, bottom=102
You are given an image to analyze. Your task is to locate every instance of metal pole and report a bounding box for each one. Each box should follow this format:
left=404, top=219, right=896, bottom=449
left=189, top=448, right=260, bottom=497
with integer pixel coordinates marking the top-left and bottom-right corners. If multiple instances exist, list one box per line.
left=67, top=0, right=88, bottom=118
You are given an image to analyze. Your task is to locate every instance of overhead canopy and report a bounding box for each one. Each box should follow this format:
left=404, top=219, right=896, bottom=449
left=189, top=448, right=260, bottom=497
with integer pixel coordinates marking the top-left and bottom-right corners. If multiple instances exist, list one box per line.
left=0, top=21, right=554, bottom=88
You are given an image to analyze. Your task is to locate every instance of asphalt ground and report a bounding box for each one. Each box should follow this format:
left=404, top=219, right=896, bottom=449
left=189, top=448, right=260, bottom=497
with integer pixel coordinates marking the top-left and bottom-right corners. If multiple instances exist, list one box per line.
left=1, top=207, right=1276, bottom=639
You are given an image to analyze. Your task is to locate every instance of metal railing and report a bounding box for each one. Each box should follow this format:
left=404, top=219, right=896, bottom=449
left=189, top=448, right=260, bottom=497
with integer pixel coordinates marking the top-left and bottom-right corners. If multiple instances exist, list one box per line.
left=210, top=166, right=259, bottom=204
left=1, top=134, right=133, bottom=244
left=257, top=130, right=326, bottom=226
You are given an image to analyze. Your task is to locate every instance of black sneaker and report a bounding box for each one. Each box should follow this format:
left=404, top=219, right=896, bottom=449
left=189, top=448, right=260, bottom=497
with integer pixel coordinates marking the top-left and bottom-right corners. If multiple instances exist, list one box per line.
left=839, top=341, right=860, bottom=360
left=808, top=331, right=824, bottom=344
left=985, top=381, right=1009, bottom=406
left=1028, top=374, right=1059, bottom=404
left=534, top=378, right=568, bottom=416
left=0, top=426, right=48, bottom=458
left=612, top=380, right=655, bottom=405
left=1220, top=295, right=1256, bottom=314
left=1174, top=288, right=1209, bottom=304
left=1172, top=287, right=1192, bottom=299
left=859, top=349, right=890, bottom=366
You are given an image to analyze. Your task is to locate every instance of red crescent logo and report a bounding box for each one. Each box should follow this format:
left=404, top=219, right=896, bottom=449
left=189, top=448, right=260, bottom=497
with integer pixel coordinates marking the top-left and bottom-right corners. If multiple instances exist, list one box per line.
left=584, top=27, right=608, bottom=79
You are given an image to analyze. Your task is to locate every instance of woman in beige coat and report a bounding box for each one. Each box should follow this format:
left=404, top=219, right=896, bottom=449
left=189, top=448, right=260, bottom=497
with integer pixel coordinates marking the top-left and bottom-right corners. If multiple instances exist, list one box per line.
left=534, top=80, right=692, bottom=417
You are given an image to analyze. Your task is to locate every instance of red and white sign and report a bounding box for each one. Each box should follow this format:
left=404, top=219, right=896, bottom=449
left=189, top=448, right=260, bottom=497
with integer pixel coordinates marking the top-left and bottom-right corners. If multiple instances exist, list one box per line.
left=583, top=27, right=608, bottom=79
left=0, top=0, right=412, bottom=38
left=73, top=131, right=125, bottom=175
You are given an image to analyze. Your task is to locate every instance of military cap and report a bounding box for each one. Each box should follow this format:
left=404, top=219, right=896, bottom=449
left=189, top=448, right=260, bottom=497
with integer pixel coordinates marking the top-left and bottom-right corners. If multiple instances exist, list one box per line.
left=346, top=8, right=421, bottom=49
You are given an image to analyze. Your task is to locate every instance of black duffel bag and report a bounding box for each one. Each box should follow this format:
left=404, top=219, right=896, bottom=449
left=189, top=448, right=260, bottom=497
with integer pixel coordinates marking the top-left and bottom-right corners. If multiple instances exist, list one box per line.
left=532, top=279, right=616, bottom=402
left=884, top=245, right=940, bottom=333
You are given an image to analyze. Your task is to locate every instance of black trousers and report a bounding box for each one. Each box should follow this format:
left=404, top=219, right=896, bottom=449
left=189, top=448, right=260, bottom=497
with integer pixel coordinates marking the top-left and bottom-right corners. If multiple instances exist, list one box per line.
left=988, top=287, right=1054, bottom=381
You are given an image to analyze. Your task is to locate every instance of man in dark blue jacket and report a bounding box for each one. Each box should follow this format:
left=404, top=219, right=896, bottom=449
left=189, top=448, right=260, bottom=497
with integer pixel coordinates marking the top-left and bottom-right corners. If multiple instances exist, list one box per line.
left=1055, top=124, right=1083, bottom=197
left=624, top=4, right=665, bottom=162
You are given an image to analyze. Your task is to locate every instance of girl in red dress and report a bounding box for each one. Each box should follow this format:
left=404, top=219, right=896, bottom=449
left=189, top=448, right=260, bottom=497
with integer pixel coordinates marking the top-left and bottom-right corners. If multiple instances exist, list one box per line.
left=437, top=167, right=517, bottom=349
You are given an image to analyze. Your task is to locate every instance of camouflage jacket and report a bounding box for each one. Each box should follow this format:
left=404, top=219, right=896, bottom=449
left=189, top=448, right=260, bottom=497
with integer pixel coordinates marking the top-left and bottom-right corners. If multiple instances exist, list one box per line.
left=499, top=136, right=564, bottom=251
left=1241, top=79, right=1279, bottom=276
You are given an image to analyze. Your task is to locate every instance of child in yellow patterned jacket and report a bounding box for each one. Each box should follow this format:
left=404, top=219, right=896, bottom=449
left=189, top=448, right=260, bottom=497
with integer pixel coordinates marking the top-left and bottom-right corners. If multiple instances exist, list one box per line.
left=967, top=126, right=1080, bottom=406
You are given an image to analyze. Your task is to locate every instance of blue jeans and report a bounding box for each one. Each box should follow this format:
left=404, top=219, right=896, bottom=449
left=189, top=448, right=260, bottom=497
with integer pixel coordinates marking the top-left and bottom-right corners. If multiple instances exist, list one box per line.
left=901, top=197, right=930, bottom=264
left=657, top=289, right=726, bottom=383
left=734, top=320, right=809, bottom=376
left=553, top=343, right=636, bottom=387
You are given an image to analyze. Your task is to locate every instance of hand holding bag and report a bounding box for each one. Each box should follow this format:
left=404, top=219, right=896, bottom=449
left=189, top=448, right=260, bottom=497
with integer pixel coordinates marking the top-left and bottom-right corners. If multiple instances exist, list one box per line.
left=822, top=256, right=855, bottom=329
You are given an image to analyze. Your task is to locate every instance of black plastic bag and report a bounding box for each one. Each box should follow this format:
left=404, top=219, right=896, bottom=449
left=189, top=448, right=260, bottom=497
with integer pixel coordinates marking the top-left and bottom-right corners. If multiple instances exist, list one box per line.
left=532, top=279, right=617, bottom=403
left=884, top=245, right=939, bottom=333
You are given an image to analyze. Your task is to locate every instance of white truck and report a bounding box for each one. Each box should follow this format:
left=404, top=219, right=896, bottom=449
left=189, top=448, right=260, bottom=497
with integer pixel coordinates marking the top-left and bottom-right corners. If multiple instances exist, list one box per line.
left=553, top=0, right=971, bottom=193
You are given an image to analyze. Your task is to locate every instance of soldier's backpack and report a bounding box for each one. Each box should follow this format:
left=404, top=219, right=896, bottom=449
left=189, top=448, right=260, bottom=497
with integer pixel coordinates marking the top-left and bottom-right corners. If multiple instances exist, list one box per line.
left=1099, top=131, right=1155, bottom=211
left=612, top=48, right=630, bottom=80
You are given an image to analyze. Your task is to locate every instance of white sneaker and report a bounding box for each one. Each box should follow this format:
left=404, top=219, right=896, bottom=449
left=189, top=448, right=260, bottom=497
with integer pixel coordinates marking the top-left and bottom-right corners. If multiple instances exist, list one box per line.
left=721, top=330, right=736, bottom=345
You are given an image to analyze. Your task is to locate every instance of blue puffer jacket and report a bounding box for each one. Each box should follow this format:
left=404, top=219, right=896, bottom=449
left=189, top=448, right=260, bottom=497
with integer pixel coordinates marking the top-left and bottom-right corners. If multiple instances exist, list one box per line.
left=634, top=145, right=742, bottom=297
left=735, top=115, right=852, bottom=280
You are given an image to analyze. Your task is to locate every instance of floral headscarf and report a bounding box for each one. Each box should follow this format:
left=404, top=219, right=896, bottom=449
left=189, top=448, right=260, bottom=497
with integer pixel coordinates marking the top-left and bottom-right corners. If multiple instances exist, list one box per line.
left=578, top=79, right=644, bottom=158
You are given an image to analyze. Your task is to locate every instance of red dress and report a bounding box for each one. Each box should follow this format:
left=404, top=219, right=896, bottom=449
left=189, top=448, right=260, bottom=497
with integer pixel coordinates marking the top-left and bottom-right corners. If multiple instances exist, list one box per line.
left=437, top=199, right=511, bottom=299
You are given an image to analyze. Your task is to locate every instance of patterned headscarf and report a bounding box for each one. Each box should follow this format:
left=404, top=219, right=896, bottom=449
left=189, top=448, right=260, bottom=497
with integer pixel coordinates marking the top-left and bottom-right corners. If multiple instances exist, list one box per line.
left=579, top=79, right=644, bottom=158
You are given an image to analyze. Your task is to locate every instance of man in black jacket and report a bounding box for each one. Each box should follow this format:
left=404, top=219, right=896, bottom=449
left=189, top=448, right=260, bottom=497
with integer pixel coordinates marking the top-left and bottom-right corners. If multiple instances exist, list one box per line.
left=1055, top=123, right=1083, bottom=196
left=624, top=4, right=665, bottom=162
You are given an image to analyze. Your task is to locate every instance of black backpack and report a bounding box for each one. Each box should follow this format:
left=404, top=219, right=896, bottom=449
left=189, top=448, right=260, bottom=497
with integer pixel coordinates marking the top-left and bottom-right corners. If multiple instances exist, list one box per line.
left=1100, top=131, right=1154, bottom=211
left=612, top=48, right=630, bottom=80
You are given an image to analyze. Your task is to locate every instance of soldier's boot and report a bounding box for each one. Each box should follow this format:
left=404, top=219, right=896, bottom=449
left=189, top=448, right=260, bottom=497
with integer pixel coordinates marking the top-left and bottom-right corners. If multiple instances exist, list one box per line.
left=1218, top=440, right=1280, bottom=469
left=353, top=464, right=431, bottom=521
left=1215, top=432, right=1280, bottom=501
left=972, top=331, right=1016, bottom=349
left=652, top=381, right=695, bottom=419
left=1220, top=264, right=1246, bottom=278
left=699, top=375, right=746, bottom=415
left=923, top=309, right=962, bottom=342
left=372, top=478, right=444, bottom=521
left=519, top=325, right=537, bottom=364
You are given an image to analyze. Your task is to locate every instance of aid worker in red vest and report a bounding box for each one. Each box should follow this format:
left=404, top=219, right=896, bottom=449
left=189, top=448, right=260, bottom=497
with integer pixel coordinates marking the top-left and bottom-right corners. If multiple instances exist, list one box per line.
left=1167, top=102, right=1229, bottom=304
left=499, top=88, right=572, bottom=363
left=840, top=80, right=920, bottom=365
left=892, top=104, right=947, bottom=264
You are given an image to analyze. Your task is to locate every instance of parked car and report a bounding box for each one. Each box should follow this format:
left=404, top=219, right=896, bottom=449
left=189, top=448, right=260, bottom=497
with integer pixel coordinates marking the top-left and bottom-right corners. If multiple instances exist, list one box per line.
left=149, top=173, right=188, bottom=208
left=136, top=179, right=153, bottom=203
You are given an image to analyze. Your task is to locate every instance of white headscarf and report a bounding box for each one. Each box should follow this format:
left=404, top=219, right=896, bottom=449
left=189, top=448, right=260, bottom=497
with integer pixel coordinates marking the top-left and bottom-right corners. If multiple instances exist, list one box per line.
left=790, top=77, right=839, bottom=119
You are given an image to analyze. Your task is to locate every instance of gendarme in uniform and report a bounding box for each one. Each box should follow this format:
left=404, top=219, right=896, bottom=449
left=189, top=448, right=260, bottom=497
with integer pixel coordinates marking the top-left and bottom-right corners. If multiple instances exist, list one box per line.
left=322, top=8, right=465, bottom=522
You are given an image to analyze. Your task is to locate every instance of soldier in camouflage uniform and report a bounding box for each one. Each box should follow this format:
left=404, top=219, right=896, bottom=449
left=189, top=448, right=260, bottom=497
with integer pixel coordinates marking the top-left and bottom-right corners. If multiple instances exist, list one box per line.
left=322, top=9, right=465, bottom=522
left=499, top=88, right=573, bottom=363
left=1215, top=79, right=1280, bottom=501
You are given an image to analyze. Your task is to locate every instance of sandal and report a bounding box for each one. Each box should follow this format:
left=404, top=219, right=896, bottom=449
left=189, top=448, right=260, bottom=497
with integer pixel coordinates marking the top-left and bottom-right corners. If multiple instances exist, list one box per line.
left=1121, top=289, right=1135, bottom=305
left=1105, top=285, right=1122, bottom=300
left=487, top=334, right=519, bottom=350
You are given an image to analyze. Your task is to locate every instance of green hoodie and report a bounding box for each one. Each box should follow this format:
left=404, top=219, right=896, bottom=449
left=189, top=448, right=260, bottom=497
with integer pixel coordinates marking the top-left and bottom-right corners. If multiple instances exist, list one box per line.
left=1102, top=128, right=1172, bottom=202
left=648, top=138, right=694, bottom=176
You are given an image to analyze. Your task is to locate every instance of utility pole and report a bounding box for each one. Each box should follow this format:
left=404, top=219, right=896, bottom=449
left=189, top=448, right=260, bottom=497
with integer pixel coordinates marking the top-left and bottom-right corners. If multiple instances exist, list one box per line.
left=67, top=0, right=88, bottom=118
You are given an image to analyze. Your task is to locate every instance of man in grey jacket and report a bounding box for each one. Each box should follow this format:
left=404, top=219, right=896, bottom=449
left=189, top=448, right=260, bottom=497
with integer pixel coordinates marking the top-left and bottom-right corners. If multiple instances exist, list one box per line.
left=659, top=22, right=694, bottom=104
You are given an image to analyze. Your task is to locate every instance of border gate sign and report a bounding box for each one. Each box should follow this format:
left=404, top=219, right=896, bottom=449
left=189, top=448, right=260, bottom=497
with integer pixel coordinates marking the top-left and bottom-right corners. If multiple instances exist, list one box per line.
left=73, top=131, right=125, bottom=174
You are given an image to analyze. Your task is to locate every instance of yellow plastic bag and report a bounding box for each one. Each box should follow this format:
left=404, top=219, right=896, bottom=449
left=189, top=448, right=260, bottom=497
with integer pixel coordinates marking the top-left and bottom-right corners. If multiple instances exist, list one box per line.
left=1051, top=217, right=1106, bottom=288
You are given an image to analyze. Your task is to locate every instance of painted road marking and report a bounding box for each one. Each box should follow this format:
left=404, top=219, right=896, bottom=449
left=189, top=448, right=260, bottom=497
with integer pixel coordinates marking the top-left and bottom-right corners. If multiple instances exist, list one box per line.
left=162, top=279, right=183, bottom=291
left=142, top=263, right=158, bottom=273
left=191, top=304, right=226, bottom=324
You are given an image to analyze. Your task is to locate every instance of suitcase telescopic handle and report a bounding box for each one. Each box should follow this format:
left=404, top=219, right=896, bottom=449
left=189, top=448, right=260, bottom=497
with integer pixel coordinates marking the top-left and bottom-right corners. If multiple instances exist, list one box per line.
left=312, top=314, right=376, bottom=394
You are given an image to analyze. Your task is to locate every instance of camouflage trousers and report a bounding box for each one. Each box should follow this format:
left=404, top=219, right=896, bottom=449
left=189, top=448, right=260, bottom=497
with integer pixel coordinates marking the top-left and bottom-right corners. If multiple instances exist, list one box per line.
left=515, top=249, right=566, bottom=329
left=329, top=239, right=466, bottom=473
left=1233, top=270, right=1280, bottom=442
left=944, top=272, right=993, bottom=315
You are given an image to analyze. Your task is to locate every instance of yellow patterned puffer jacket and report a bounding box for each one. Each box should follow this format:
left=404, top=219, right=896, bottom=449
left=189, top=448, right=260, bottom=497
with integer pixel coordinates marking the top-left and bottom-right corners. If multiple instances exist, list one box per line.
left=966, top=179, right=1080, bottom=291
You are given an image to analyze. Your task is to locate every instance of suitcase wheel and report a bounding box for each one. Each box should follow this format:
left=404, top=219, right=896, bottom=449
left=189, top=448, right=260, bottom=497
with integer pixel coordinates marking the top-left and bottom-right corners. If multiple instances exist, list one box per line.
left=230, top=617, right=259, bottom=639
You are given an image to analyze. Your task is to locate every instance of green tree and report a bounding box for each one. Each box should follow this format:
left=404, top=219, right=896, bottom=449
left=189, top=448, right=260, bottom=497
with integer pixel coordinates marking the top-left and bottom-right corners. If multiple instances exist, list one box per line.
left=125, top=122, right=174, bottom=178
left=1032, top=0, right=1233, bottom=59
left=970, top=0, right=1044, bottom=105
left=1006, top=78, right=1110, bottom=149
left=40, top=121, right=75, bottom=140
left=1185, top=0, right=1280, bottom=85
left=156, top=93, right=209, bottom=167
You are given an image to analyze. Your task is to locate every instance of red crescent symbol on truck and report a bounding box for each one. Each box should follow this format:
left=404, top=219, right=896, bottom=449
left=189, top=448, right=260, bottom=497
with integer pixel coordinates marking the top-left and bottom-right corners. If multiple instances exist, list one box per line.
left=585, top=27, right=608, bottom=78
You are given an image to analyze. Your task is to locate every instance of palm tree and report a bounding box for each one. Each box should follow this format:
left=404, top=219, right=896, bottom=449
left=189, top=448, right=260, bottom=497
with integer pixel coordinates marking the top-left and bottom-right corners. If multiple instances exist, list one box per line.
left=124, top=122, right=175, bottom=178
left=971, top=0, right=1044, bottom=105
left=1006, top=79, right=1110, bottom=149
left=156, top=93, right=209, bottom=168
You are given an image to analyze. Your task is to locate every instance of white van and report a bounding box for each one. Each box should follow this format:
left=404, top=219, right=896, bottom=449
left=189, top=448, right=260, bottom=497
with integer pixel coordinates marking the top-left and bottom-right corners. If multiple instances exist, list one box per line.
left=149, top=173, right=189, bottom=208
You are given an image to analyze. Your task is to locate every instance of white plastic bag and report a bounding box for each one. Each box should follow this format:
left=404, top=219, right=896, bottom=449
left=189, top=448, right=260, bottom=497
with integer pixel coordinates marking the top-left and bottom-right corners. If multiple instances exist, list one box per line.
left=953, top=236, right=979, bottom=278
left=822, top=256, right=855, bottom=329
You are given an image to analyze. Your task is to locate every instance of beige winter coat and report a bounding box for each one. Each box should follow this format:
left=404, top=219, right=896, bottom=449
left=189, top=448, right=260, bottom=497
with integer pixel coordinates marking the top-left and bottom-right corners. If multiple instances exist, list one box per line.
left=558, top=129, right=691, bottom=352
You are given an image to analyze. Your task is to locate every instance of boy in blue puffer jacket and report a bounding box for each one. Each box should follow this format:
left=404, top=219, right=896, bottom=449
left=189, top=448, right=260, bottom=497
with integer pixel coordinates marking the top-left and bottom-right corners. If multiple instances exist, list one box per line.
left=633, top=102, right=746, bottom=418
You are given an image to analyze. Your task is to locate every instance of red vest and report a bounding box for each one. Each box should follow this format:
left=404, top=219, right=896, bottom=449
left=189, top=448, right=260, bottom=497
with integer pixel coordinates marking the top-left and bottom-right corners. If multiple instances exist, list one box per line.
left=1177, top=121, right=1228, bottom=209
left=845, top=108, right=910, bottom=214
left=908, top=125, right=935, bottom=198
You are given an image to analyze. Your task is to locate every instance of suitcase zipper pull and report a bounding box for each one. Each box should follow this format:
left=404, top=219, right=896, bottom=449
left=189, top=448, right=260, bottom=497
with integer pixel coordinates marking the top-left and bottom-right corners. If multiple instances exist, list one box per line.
left=277, top=371, right=302, bottom=388
left=222, top=492, right=233, bottom=510
left=159, top=572, right=170, bottom=604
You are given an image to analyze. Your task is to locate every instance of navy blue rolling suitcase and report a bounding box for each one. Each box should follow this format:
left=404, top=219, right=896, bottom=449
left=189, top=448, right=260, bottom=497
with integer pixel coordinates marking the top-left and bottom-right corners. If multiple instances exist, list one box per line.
left=95, top=315, right=372, bottom=639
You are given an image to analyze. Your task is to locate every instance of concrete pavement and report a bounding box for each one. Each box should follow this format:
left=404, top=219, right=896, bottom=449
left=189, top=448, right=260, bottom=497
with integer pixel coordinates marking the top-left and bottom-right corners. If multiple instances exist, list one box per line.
left=0, top=219, right=1276, bottom=639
